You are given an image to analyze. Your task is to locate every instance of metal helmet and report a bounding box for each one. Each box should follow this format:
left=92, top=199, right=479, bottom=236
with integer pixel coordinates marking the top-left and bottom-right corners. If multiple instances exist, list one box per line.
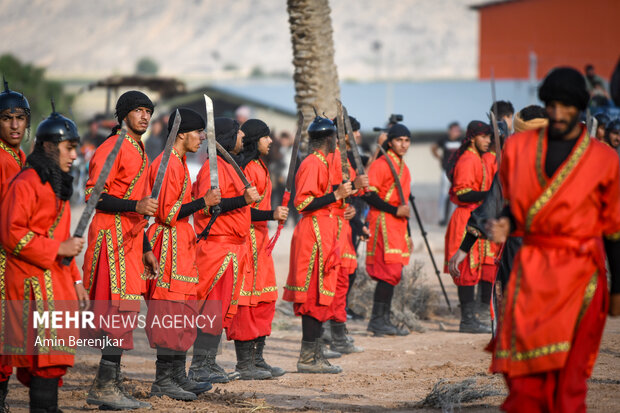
left=594, top=113, right=610, bottom=128
left=307, top=116, right=336, bottom=140
left=606, top=119, right=620, bottom=134
left=0, top=79, right=30, bottom=119
left=35, top=102, right=80, bottom=144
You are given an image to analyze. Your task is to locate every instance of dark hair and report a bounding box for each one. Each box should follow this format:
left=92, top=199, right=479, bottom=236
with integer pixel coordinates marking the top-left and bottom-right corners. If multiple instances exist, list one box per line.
left=519, top=105, right=546, bottom=122
left=446, top=139, right=470, bottom=183
left=491, top=101, right=514, bottom=119
left=448, top=121, right=460, bottom=130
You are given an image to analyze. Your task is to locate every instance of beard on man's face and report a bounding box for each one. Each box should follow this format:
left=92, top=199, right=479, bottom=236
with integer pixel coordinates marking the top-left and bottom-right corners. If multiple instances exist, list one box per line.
left=548, top=114, right=580, bottom=140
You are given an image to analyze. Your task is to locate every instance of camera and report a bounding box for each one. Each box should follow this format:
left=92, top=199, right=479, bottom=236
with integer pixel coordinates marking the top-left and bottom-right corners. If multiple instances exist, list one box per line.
left=373, top=114, right=404, bottom=132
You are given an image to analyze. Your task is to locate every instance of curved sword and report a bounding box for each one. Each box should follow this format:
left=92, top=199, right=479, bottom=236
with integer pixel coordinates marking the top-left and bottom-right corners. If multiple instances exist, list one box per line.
left=215, top=141, right=251, bottom=188
left=341, top=102, right=365, bottom=175
left=146, top=109, right=181, bottom=219
left=62, top=125, right=127, bottom=265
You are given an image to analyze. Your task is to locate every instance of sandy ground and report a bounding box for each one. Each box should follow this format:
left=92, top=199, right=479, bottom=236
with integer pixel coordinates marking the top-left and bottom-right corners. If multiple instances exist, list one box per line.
left=4, top=144, right=619, bottom=412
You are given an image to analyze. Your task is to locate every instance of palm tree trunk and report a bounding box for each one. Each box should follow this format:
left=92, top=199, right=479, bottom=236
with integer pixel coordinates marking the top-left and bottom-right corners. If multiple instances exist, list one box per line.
left=287, top=0, right=340, bottom=152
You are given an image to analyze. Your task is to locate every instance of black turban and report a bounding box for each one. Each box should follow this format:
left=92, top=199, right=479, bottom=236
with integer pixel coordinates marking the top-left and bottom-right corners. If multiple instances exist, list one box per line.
left=240, top=119, right=270, bottom=166
left=168, top=108, right=206, bottom=134
left=538, top=67, right=589, bottom=111
left=387, top=123, right=411, bottom=140
left=465, top=120, right=491, bottom=140
left=115, top=91, right=154, bottom=123
left=214, top=117, right=240, bottom=153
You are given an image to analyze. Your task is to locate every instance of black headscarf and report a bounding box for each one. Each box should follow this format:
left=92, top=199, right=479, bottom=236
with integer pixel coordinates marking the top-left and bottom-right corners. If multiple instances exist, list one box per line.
left=380, top=123, right=411, bottom=155
left=240, top=119, right=270, bottom=167
left=26, top=143, right=73, bottom=201
left=214, top=117, right=241, bottom=164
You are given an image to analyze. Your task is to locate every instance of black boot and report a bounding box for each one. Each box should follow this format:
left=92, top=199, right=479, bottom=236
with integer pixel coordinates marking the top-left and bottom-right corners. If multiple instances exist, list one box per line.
left=254, top=336, right=285, bottom=377
left=385, top=296, right=409, bottom=336
left=171, top=356, right=212, bottom=395
left=0, top=379, right=8, bottom=413
left=189, top=333, right=235, bottom=384
left=86, top=359, right=144, bottom=410
left=151, top=360, right=197, bottom=401
left=330, top=322, right=363, bottom=354
left=320, top=320, right=332, bottom=345
left=367, top=301, right=398, bottom=336
left=29, top=377, right=62, bottom=413
left=297, top=340, right=342, bottom=374
left=234, top=340, right=272, bottom=380
left=459, top=301, right=491, bottom=334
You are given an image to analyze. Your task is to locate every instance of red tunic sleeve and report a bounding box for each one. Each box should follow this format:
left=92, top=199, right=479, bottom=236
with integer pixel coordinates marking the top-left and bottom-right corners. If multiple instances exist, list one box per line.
left=149, top=152, right=187, bottom=227
left=0, top=172, right=61, bottom=269
left=294, top=153, right=329, bottom=211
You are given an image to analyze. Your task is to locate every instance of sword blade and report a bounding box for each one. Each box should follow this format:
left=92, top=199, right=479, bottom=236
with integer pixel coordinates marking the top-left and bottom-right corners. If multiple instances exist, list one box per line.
left=215, top=141, right=251, bottom=188
left=335, top=99, right=349, bottom=181
left=378, top=146, right=406, bottom=206
left=150, top=109, right=181, bottom=200
left=74, top=128, right=126, bottom=238
left=490, top=111, right=502, bottom=170
left=341, top=103, right=365, bottom=175
left=284, top=112, right=303, bottom=192
left=204, top=94, right=218, bottom=189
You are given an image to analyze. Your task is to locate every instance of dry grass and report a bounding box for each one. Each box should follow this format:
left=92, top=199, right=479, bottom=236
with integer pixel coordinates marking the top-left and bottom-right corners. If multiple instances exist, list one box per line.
left=348, top=260, right=438, bottom=333
left=415, top=377, right=503, bottom=411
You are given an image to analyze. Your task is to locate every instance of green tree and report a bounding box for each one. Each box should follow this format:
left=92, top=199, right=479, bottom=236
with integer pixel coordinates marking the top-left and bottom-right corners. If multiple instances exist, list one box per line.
left=136, top=57, right=159, bottom=75
left=0, top=54, right=74, bottom=150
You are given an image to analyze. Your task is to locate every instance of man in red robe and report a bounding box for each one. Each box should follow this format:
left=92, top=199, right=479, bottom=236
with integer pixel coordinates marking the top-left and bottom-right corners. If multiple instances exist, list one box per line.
left=363, top=123, right=412, bottom=337
left=283, top=116, right=351, bottom=374
left=443, top=120, right=495, bottom=334
left=83, top=91, right=158, bottom=410
left=489, top=67, right=620, bottom=413
left=0, top=109, right=88, bottom=412
left=325, top=116, right=368, bottom=353
left=145, top=108, right=220, bottom=399
left=226, top=119, right=288, bottom=380
left=0, top=82, right=30, bottom=410
left=189, top=117, right=260, bottom=384
left=364, top=123, right=413, bottom=336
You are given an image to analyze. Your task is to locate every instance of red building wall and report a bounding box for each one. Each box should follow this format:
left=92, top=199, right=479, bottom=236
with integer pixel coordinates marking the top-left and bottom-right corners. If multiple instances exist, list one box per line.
left=478, top=0, right=620, bottom=80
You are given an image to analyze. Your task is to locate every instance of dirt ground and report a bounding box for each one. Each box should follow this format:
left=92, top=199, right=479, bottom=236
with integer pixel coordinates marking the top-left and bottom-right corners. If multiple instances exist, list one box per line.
left=5, top=145, right=619, bottom=411
left=5, top=219, right=620, bottom=412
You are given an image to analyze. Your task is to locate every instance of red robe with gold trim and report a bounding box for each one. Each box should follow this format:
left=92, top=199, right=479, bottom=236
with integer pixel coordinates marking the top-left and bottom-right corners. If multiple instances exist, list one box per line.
left=227, top=158, right=277, bottom=341
left=0, top=138, right=26, bottom=380
left=327, top=148, right=359, bottom=322
left=366, top=149, right=411, bottom=286
left=193, top=155, right=250, bottom=331
left=0, top=138, right=25, bottom=194
left=491, top=127, right=620, bottom=381
left=82, top=133, right=149, bottom=349
left=283, top=150, right=340, bottom=322
left=0, top=168, right=81, bottom=381
left=144, top=149, right=198, bottom=351
left=444, top=146, right=495, bottom=285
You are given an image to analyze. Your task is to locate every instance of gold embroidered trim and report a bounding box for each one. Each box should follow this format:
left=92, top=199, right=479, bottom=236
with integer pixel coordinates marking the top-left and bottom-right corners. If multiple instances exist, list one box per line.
left=285, top=243, right=317, bottom=292
left=164, top=169, right=188, bottom=225
left=123, top=135, right=146, bottom=200
left=575, top=271, right=598, bottom=329
left=296, top=196, right=314, bottom=212
left=604, top=230, right=620, bottom=241
left=48, top=203, right=65, bottom=238
left=207, top=252, right=238, bottom=296
left=0, top=140, right=22, bottom=167
left=0, top=247, right=6, bottom=349
left=525, top=131, right=589, bottom=232
left=535, top=128, right=547, bottom=188
left=13, top=231, right=34, bottom=255
left=88, top=230, right=105, bottom=292
left=313, top=151, right=328, bottom=168
left=456, top=188, right=472, bottom=196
